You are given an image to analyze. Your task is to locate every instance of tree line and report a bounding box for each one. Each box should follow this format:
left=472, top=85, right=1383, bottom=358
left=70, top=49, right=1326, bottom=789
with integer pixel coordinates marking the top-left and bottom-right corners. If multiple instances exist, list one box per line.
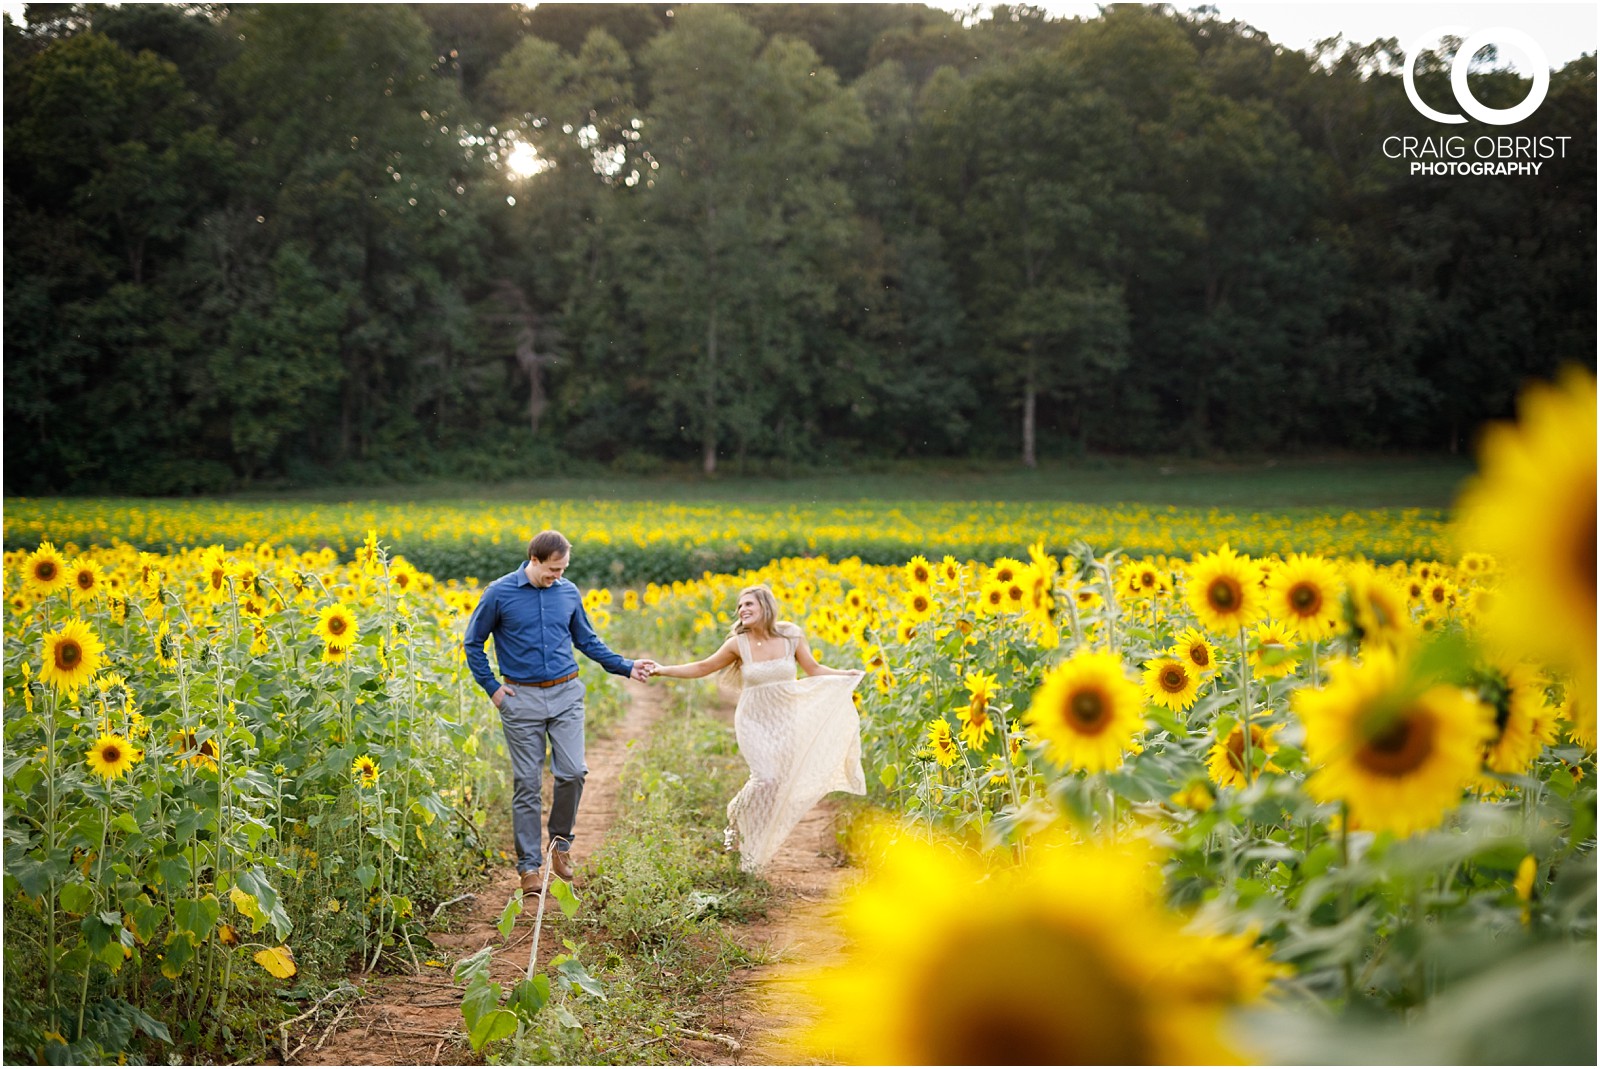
left=4, top=2, right=1594, bottom=493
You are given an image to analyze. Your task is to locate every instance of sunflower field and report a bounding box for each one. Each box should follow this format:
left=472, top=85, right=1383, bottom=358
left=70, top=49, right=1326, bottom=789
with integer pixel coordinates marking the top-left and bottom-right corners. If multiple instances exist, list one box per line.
left=1, top=534, right=628, bottom=1063
left=3, top=369, right=1594, bottom=1065
left=3, top=497, right=1453, bottom=586
left=600, top=369, right=1598, bottom=1064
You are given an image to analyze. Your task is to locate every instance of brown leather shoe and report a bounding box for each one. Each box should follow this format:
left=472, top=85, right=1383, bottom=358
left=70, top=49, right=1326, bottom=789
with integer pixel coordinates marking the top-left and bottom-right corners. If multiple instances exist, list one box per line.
left=550, top=849, right=574, bottom=883
left=519, top=869, right=542, bottom=897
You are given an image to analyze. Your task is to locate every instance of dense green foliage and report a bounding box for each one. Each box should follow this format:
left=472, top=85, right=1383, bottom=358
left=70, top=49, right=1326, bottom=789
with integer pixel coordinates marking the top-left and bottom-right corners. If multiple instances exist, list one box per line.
left=5, top=3, right=1594, bottom=492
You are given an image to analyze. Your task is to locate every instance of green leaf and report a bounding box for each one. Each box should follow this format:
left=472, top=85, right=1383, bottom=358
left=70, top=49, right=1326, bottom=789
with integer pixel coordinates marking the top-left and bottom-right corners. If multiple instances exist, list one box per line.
left=460, top=977, right=502, bottom=1032
left=452, top=945, right=495, bottom=985
left=173, top=894, right=220, bottom=938
left=160, top=931, right=196, bottom=979
left=509, top=976, right=550, bottom=1022
left=111, top=812, right=142, bottom=836
left=355, top=862, right=377, bottom=892
left=547, top=877, right=579, bottom=919
left=59, top=882, right=96, bottom=915
left=497, top=891, right=523, bottom=939
left=235, top=867, right=293, bottom=941
left=552, top=955, right=606, bottom=1001
left=552, top=1004, right=581, bottom=1030
left=878, top=763, right=898, bottom=790
left=467, top=1008, right=518, bottom=1052
left=155, top=853, right=191, bottom=890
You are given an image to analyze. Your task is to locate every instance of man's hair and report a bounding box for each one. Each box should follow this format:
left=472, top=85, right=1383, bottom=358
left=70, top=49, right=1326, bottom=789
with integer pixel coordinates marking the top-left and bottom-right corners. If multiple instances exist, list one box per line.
left=528, top=530, right=571, bottom=562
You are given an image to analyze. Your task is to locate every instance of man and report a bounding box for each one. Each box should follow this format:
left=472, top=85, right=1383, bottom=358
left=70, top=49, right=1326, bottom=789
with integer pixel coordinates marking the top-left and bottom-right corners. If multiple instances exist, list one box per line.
left=463, top=529, right=655, bottom=898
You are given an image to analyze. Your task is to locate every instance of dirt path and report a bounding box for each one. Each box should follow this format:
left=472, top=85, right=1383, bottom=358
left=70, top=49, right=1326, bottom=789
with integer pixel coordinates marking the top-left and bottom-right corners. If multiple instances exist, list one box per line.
left=289, top=680, right=668, bottom=1066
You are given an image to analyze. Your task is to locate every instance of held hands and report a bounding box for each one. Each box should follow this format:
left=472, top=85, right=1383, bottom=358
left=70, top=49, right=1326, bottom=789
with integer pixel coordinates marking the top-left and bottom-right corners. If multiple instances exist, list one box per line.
left=631, top=659, right=659, bottom=683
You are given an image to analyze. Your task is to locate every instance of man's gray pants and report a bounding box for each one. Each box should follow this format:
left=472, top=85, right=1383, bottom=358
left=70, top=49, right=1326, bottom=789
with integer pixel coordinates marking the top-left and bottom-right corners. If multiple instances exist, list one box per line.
left=498, top=678, right=586, bottom=873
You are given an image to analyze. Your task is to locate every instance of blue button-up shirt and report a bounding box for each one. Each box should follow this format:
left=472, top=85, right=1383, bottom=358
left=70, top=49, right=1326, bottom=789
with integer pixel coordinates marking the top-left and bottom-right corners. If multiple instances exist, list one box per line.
left=462, top=566, right=634, bottom=699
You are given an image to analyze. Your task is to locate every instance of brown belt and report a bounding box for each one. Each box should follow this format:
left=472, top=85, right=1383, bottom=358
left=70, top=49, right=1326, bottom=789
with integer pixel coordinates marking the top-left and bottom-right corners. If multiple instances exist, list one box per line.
left=505, top=670, right=579, bottom=688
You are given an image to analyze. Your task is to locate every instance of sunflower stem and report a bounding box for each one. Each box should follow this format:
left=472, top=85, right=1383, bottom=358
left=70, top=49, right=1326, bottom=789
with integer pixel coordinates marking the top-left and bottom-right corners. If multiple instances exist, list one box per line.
left=76, top=804, right=110, bottom=1041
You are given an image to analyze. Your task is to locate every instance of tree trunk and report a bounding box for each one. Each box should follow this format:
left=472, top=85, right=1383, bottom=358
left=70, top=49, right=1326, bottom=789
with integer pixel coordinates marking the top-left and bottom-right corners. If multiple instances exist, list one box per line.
left=1022, top=360, right=1038, bottom=469
left=702, top=301, right=719, bottom=475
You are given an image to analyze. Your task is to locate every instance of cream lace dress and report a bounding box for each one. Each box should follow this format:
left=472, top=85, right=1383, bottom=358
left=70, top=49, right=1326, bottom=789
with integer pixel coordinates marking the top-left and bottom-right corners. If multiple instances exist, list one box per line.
left=725, top=628, right=866, bottom=872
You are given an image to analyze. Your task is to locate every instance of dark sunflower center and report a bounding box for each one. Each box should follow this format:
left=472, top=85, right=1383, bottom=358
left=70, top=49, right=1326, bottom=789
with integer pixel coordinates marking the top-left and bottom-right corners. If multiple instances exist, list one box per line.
left=1578, top=498, right=1597, bottom=608
left=1160, top=666, right=1186, bottom=692
left=1356, top=708, right=1436, bottom=777
left=1191, top=645, right=1210, bottom=668
left=1066, top=687, right=1109, bottom=732
left=913, top=596, right=929, bottom=613
left=996, top=568, right=1014, bottom=583
left=1290, top=582, right=1321, bottom=613
left=56, top=640, right=82, bottom=670
left=1225, top=726, right=1264, bottom=771
left=328, top=617, right=348, bottom=636
left=36, top=562, right=57, bottom=581
left=1207, top=577, right=1240, bottom=612
left=101, top=744, right=122, bottom=763
left=916, top=925, right=1150, bottom=1065
left=1429, top=586, right=1447, bottom=604
left=76, top=572, right=94, bottom=590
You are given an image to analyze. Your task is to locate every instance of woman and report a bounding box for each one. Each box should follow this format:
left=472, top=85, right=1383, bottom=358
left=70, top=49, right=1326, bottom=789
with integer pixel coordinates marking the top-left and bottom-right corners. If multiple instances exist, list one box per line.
left=651, top=585, right=866, bottom=872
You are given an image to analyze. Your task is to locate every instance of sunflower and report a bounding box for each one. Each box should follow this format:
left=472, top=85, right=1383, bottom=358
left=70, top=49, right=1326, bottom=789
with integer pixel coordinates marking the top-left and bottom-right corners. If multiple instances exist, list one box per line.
left=1170, top=780, right=1215, bottom=812
left=315, top=602, right=360, bottom=650
left=359, top=529, right=383, bottom=573
left=66, top=557, right=104, bottom=603
left=155, top=620, right=179, bottom=670
left=924, top=719, right=959, bottom=768
left=844, top=588, right=868, bottom=613
left=1002, top=576, right=1031, bottom=614
left=40, top=619, right=106, bottom=694
left=1295, top=647, right=1494, bottom=837
left=199, top=547, right=231, bottom=604
left=1248, top=621, right=1299, bottom=680
left=1206, top=722, right=1283, bottom=790
left=1143, top=657, right=1200, bottom=712
left=322, top=642, right=350, bottom=665
left=352, top=754, right=380, bottom=787
left=796, top=825, right=1259, bottom=1065
left=85, top=733, right=139, bottom=780
left=170, top=731, right=219, bottom=772
left=389, top=558, right=419, bottom=595
left=1474, top=659, right=1559, bottom=777
left=988, top=557, right=1024, bottom=587
left=1024, top=650, right=1145, bottom=773
left=904, top=588, right=936, bottom=623
left=894, top=615, right=919, bottom=645
left=957, top=671, right=999, bottom=748
left=1171, top=627, right=1220, bottom=677
left=1263, top=554, right=1342, bottom=641
left=937, top=556, right=963, bottom=586
left=1343, top=563, right=1413, bottom=651
left=25, top=542, right=69, bottom=596
left=903, top=555, right=934, bottom=589
left=1457, top=368, right=1596, bottom=693
left=1421, top=578, right=1455, bottom=619
left=1185, top=545, right=1263, bottom=635
left=975, top=581, right=1008, bottom=617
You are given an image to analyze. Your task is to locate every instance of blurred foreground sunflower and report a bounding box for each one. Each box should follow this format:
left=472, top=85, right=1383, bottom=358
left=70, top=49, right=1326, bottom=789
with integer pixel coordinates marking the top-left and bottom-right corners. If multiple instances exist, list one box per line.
left=795, top=824, right=1275, bottom=1065
left=1457, top=367, right=1596, bottom=697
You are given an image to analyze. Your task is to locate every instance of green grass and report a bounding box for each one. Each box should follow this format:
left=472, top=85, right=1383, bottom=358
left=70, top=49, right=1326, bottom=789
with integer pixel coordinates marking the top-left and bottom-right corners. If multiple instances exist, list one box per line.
left=219, top=455, right=1474, bottom=510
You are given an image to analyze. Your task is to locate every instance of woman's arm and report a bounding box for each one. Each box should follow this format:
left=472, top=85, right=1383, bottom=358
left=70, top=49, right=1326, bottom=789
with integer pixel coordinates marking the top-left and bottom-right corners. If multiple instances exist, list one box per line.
left=652, top=637, right=740, bottom=680
left=795, top=634, right=864, bottom=679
